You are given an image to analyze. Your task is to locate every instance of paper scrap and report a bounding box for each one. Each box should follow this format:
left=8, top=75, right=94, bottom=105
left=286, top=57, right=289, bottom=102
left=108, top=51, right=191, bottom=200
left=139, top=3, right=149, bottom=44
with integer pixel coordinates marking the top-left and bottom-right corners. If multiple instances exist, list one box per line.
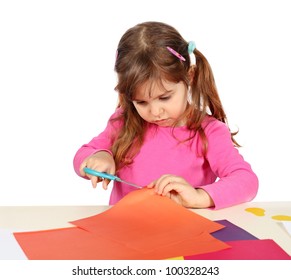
left=272, top=215, right=291, bottom=221
left=245, top=207, right=265, bottom=216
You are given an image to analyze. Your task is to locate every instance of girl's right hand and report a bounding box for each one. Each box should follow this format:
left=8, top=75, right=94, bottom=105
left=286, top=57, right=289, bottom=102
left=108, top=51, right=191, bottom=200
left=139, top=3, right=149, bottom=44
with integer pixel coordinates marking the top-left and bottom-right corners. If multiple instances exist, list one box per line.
left=79, top=151, right=116, bottom=190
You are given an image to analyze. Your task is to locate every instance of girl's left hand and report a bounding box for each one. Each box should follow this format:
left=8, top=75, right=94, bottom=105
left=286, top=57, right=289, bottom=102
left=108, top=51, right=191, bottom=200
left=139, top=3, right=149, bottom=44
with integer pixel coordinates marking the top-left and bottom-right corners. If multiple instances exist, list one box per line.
left=147, top=174, right=214, bottom=208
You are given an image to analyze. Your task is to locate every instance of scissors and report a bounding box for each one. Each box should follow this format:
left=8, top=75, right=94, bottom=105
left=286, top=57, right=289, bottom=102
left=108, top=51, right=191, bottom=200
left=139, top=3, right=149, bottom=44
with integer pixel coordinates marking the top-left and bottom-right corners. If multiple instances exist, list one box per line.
left=83, top=167, right=142, bottom=189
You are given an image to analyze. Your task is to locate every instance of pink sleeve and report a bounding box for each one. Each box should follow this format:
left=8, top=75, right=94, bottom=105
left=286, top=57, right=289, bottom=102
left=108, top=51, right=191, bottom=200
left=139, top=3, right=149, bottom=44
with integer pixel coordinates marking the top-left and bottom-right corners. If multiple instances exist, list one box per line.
left=73, top=109, right=123, bottom=177
left=199, top=120, right=259, bottom=209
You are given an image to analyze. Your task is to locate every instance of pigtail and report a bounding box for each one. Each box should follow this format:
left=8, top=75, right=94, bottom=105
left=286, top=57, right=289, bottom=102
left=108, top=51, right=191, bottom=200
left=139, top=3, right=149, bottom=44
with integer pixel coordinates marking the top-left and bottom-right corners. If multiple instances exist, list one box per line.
left=193, top=49, right=226, bottom=121
left=188, top=49, right=240, bottom=152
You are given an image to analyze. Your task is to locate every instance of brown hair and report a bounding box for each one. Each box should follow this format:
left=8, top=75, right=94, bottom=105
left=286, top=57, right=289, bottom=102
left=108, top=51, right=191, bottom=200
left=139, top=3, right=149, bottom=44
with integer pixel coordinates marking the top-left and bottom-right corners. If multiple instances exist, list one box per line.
left=112, top=21, right=238, bottom=170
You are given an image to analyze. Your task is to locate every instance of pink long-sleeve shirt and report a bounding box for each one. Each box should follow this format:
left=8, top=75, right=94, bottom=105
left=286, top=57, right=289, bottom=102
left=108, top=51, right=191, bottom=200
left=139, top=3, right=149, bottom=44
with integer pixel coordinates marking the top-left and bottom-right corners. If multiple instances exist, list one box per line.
left=73, top=109, right=258, bottom=209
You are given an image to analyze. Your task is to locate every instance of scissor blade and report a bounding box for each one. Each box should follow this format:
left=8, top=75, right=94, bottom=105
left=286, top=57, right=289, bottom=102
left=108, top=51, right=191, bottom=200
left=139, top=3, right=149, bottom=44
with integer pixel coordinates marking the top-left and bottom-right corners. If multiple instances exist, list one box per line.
left=119, top=179, right=142, bottom=189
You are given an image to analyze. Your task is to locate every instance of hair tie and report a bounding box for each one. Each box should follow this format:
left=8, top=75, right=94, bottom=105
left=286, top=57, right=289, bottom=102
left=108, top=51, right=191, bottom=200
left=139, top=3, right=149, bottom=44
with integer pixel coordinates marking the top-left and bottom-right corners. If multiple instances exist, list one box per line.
left=188, top=41, right=196, bottom=54
left=188, top=41, right=196, bottom=65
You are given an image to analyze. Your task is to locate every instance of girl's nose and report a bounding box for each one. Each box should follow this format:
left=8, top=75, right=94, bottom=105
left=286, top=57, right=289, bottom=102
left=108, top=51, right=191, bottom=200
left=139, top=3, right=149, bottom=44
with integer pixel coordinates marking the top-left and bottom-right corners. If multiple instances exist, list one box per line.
left=150, top=104, right=163, bottom=117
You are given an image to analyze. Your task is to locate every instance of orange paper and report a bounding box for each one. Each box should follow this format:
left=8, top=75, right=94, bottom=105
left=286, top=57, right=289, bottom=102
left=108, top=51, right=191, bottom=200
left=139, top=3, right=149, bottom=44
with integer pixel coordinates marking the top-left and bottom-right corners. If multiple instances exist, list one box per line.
left=71, top=188, right=225, bottom=253
left=14, top=188, right=229, bottom=259
left=14, top=226, right=227, bottom=260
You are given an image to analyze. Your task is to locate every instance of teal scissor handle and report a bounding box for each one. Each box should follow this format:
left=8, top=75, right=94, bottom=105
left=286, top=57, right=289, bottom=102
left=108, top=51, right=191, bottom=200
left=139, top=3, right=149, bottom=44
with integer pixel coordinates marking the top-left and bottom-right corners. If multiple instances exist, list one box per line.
left=83, top=167, right=119, bottom=181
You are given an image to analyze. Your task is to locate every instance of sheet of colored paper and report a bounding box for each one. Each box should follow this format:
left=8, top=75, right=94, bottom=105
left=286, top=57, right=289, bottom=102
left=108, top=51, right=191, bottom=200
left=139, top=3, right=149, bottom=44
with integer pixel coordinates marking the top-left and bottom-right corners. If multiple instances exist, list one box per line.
left=14, top=226, right=228, bottom=260
left=70, top=188, right=226, bottom=253
left=184, top=239, right=291, bottom=260
left=14, top=188, right=229, bottom=259
left=0, top=229, right=27, bottom=260
left=213, top=220, right=258, bottom=241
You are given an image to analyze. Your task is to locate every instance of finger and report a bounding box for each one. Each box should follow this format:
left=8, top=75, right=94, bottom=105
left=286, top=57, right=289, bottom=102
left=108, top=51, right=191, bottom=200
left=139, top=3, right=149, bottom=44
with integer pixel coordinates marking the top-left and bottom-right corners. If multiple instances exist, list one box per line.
left=80, top=161, right=90, bottom=177
left=155, top=175, right=178, bottom=195
left=151, top=175, right=172, bottom=193
left=146, top=176, right=168, bottom=190
left=165, top=192, right=171, bottom=198
left=102, top=179, right=111, bottom=190
left=153, top=174, right=169, bottom=187
left=108, top=166, right=116, bottom=177
left=161, top=182, right=182, bottom=196
left=157, top=176, right=188, bottom=194
left=147, top=181, right=156, bottom=188
left=90, top=176, right=98, bottom=188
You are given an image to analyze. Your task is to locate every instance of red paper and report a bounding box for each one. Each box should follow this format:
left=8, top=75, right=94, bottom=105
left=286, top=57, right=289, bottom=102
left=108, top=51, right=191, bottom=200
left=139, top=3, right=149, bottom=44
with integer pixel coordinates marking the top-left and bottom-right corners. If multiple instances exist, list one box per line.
left=184, top=239, right=291, bottom=260
left=14, top=188, right=229, bottom=259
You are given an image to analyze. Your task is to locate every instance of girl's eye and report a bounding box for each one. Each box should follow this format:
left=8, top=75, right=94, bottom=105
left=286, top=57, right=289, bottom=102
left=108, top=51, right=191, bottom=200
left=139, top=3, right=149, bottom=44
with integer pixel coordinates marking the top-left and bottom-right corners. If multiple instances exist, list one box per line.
left=135, top=101, right=147, bottom=106
left=160, top=96, right=171, bottom=101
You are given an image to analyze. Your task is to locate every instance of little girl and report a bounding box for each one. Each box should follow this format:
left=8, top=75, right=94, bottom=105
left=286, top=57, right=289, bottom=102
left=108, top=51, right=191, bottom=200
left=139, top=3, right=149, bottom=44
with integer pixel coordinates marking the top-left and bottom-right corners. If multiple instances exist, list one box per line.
left=73, top=21, right=258, bottom=209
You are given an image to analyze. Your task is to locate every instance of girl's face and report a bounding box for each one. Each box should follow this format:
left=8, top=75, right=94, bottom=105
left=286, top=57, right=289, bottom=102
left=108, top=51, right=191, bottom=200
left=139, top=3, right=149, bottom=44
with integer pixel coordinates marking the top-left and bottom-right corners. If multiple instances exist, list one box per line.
left=132, top=80, right=188, bottom=127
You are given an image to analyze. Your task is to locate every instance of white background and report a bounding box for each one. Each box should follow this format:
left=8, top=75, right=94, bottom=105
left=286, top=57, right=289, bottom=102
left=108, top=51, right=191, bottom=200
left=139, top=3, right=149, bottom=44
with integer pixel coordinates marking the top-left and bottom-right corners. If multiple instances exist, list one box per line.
left=1, top=0, right=291, bottom=206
